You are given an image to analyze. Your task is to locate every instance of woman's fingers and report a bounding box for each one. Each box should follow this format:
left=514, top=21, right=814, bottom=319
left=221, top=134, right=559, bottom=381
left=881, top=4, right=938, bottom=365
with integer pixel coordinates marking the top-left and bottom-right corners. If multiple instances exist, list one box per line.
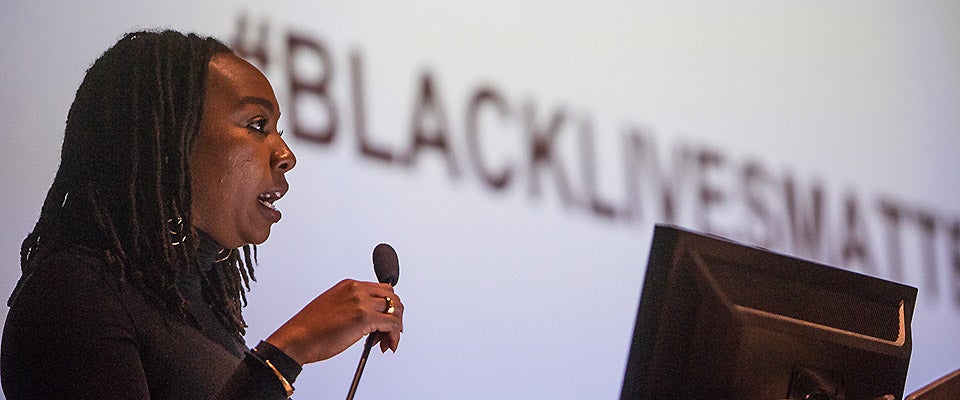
left=363, top=283, right=404, bottom=353
left=268, top=279, right=405, bottom=364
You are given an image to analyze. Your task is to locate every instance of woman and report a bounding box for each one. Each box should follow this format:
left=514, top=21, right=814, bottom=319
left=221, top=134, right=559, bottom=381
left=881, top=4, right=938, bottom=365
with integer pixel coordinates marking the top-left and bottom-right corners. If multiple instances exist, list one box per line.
left=1, top=30, right=403, bottom=399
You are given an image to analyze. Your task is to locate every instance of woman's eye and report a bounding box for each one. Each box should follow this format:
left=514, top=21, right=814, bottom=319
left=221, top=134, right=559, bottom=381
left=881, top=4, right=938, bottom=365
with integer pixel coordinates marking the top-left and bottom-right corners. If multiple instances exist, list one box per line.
left=249, top=118, right=268, bottom=133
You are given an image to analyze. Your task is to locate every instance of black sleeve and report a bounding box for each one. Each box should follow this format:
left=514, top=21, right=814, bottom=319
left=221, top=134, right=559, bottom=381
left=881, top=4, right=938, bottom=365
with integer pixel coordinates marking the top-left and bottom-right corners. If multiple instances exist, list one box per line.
left=252, top=340, right=303, bottom=385
left=1, top=252, right=151, bottom=399
left=1, top=250, right=302, bottom=400
left=212, top=351, right=297, bottom=400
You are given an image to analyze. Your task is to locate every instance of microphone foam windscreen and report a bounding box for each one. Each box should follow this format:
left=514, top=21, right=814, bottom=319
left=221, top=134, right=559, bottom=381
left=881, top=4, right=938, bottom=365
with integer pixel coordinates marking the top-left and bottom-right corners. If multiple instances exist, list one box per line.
left=372, top=243, right=399, bottom=286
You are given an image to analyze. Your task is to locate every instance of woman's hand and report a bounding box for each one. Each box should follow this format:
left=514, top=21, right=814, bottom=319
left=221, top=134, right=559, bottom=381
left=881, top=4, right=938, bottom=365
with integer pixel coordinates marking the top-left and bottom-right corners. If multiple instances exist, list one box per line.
left=265, top=279, right=404, bottom=365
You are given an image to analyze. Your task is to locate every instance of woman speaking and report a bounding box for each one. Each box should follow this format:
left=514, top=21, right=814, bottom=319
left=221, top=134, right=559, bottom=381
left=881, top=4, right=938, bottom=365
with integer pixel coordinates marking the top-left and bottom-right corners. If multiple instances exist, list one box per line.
left=1, top=30, right=404, bottom=399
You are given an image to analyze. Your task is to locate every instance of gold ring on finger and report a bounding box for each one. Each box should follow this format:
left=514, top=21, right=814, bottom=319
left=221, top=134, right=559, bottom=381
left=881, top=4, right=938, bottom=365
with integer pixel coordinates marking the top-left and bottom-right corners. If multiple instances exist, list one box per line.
left=384, top=296, right=395, bottom=315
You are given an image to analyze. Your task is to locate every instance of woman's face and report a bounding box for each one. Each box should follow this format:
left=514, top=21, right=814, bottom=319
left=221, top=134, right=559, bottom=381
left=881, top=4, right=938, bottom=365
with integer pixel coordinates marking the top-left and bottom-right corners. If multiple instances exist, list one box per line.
left=190, top=53, right=296, bottom=248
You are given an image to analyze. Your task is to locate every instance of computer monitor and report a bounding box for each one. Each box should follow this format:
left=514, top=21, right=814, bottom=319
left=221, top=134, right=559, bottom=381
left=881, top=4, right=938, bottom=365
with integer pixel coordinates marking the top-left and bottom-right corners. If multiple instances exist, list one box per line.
left=905, top=368, right=960, bottom=400
left=621, top=225, right=917, bottom=400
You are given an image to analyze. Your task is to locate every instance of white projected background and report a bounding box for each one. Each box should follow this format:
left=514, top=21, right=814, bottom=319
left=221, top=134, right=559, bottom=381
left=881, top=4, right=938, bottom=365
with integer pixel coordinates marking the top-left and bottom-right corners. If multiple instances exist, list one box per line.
left=2, top=2, right=959, bottom=399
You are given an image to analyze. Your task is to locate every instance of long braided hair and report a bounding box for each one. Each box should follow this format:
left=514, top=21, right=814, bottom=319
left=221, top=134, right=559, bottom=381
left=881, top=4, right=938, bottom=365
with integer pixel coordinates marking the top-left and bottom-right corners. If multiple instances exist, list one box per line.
left=12, top=30, right=255, bottom=338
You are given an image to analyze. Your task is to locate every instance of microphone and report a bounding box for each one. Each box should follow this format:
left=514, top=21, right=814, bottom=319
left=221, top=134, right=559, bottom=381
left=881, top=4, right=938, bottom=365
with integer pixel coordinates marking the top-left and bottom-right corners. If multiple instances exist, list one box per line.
left=346, top=243, right=400, bottom=400
left=372, top=243, right=399, bottom=286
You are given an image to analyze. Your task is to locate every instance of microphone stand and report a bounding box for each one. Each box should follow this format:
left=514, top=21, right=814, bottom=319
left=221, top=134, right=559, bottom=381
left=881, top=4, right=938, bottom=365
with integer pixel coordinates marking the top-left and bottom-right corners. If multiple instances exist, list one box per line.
left=347, top=243, right=398, bottom=400
left=345, top=334, right=378, bottom=400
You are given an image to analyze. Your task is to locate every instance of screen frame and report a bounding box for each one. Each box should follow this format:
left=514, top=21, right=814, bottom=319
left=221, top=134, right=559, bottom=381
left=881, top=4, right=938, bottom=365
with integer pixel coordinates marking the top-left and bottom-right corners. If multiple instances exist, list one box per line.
left=621, top=224, right=918, bottom=400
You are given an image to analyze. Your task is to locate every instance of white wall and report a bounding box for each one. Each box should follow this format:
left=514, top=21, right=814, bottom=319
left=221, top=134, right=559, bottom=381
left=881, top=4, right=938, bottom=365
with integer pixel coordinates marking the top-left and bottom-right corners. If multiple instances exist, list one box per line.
left=2, top=1, right=958, bottom=398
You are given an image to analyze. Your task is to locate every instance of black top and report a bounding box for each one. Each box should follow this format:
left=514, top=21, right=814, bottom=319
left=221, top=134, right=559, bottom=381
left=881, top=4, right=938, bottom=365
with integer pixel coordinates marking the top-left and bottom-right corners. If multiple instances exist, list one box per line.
left=1, top=236, right=301, bottom=399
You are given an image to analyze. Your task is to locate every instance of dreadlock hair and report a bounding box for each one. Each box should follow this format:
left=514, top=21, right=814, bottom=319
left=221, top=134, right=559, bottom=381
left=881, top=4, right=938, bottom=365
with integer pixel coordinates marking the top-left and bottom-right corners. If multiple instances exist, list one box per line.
left=13, top=30, right=256, bottom=339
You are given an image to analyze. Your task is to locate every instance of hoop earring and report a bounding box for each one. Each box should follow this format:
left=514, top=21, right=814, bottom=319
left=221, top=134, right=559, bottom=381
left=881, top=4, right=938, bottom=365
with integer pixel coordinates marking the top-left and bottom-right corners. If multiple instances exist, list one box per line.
left=215, top=248, right=233, bottom=263
left=166, top=217, right=187, bottom=246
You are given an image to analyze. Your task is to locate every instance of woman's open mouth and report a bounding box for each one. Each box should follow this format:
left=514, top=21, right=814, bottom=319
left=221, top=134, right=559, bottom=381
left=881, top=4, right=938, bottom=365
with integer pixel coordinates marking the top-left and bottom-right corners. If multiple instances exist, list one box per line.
left=258, top=191, right=283, bottom=222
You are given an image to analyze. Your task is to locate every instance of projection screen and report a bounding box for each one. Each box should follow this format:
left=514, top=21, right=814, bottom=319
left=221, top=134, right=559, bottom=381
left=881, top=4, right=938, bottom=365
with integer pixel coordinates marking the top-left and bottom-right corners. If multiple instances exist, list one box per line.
left=2, top=1, right=958, bottom=398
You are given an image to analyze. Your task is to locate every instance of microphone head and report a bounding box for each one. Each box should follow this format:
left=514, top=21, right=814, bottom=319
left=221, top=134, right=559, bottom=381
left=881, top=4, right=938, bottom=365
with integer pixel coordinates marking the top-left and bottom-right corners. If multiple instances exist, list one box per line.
left=372, top=243, right=399, bottom=286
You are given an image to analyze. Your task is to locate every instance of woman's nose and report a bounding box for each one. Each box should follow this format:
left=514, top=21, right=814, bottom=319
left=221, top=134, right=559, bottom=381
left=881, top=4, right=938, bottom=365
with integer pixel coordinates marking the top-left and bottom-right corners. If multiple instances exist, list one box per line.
left=272, top=137, right=296, bottom=172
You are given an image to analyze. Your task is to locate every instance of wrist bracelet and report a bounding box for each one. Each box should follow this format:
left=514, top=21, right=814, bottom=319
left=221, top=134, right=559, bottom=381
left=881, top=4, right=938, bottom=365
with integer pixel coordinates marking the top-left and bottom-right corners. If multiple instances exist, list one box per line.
left=264, top=358, right=295, bottom=398
left=253, top=346, right=295, bottom=398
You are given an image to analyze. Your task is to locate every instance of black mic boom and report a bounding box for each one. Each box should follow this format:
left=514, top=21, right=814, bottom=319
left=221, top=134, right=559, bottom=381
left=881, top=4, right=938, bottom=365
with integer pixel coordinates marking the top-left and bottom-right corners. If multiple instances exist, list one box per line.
left=346, top=243, right=400, bottom=400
